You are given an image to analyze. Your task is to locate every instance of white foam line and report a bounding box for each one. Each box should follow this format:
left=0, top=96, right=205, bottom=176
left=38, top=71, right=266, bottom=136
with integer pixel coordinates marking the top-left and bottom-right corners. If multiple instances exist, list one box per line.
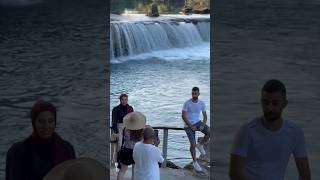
left=111, top=42, right=210, bottom=64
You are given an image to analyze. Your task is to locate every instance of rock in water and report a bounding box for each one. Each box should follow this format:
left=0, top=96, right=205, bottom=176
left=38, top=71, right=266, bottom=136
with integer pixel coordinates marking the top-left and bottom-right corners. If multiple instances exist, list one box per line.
left=147, top=3, right=160, bottom=17
left=191, top=0, right=210, bottom=14
left=165, top=160, right=182, bottom=169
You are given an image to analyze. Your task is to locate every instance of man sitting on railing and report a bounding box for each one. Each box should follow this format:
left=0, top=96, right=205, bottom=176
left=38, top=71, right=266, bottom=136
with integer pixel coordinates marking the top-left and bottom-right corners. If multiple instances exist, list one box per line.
left=133, top=126, right=163, bottom=180
left=182, top=87, right=210, bottom=172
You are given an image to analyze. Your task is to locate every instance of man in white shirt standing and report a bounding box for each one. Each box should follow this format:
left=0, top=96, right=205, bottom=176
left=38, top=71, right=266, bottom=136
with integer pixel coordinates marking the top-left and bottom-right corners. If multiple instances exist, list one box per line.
left=133, top=126, right=164, bottom=180
left=182, top=87, right=210, bottom=172
left=229, top=79, right=311, bottom=180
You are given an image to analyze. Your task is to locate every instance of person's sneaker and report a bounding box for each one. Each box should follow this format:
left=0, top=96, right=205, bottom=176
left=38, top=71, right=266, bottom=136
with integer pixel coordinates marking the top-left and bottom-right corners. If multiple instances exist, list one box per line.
left=196, top=143, right=206, bottom=155
left=193, top=161, right=202, bottom=172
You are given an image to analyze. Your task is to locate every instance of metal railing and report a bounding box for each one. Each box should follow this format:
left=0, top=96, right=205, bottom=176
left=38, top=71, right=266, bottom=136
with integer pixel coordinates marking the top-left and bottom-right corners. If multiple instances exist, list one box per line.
left=110, top=125, right=186, bottom=168
left=152, top=126, right=185, bottom=168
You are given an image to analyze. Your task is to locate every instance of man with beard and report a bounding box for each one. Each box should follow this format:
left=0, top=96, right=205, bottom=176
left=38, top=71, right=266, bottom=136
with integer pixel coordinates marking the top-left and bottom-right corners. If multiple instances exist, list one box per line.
left=229, top=79, right=311, bottom=180
left=182, top=87, right=210, bottom=172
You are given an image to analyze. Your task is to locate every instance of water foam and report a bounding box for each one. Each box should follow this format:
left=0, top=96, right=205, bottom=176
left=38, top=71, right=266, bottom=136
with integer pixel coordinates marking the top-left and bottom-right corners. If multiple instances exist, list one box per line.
left=110, top=17, right=210, bottom=59
left=111, top=42, right=210, bottom=63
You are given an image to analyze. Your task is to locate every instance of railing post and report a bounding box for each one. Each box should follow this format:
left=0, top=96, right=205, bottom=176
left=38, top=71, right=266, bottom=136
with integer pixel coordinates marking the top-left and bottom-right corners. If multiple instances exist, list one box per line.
left=162, top=128, right=168, bottom=168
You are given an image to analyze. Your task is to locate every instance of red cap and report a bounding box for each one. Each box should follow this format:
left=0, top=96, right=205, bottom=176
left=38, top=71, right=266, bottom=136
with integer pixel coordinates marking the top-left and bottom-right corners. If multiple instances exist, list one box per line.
left=31, top=100, right=57, bottom=126
left=119, top=93, right=128, bottom=100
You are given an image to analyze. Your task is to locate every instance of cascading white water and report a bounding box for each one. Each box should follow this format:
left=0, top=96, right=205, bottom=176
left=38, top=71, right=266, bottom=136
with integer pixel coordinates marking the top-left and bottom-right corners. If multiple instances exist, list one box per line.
left=110, top=20, right=210, bottom=59
left=196, top=22, right=210, bottom=41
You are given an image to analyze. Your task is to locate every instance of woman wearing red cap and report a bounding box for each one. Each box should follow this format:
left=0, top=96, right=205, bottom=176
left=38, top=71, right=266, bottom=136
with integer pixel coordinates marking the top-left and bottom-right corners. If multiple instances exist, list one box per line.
left=6, top=100, right=75, bottom=180
left=111, top=93, right=134, bottom=166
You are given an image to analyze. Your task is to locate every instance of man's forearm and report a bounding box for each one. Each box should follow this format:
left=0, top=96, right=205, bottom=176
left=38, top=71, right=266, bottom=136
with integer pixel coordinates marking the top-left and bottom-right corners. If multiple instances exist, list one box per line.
left=298, top=166, right=311, bottom=180
left=295, top=157, right=311, bottom=180
left=202, top=111, right=207, bottom=124
left=182, top=111, right=192, bottom=127
left=183, top=118, right=192, bottom=127
left=203, top=117, right=207, bottom=124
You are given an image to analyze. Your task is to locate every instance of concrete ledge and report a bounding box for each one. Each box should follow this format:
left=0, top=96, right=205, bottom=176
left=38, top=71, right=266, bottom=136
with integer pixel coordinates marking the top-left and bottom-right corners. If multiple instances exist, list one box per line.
left=110, top=166, right=208, bottom=180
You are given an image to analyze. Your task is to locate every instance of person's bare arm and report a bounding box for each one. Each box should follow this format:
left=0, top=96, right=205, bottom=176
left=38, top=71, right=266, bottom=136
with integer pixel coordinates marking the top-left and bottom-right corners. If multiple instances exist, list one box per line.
left=202, top=110, right=207, bottom=124
left=154, top=138, right=160, bottom=146
left=182, top=110, right=197, bottom=131
left=182, top=110, right=191, bottom=126
left=198, top=111, right=207, bottom=131
left=295, top=157, right=311, bottom=180
left=229, top=154, right=247, bottom=180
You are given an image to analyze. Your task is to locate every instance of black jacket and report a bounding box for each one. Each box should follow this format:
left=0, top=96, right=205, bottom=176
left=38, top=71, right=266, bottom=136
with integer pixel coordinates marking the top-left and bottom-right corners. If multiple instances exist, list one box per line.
left=112, top=104, right=133, bottom=133
left=6, top=135, right=75, bottom=180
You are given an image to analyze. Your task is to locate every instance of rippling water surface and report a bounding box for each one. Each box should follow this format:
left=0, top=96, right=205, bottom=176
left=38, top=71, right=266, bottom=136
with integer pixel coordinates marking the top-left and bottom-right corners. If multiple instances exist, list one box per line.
left=110, top=11, right=210, bottom=167
left=0, top=1, right=107, bottom=178
left=110, top=15, right=210, bottom=167
left=213, top=1, right=320, bottom=179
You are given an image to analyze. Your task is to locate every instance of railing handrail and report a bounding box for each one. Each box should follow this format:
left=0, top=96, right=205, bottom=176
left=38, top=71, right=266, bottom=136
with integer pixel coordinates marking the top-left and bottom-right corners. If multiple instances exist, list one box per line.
left=110, top=126, right=184, bottom=130
left=110, top=125, right=187, bottom=168
left=152, top=126, right=184, bottom=130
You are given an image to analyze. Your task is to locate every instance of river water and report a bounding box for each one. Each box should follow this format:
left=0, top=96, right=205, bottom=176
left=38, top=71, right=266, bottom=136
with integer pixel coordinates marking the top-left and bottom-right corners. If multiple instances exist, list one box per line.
left=212, top=0, right=320, bottom=179
left=0, top=0, right=108, bottom=178
left=110, top=14, right=210, bottom=167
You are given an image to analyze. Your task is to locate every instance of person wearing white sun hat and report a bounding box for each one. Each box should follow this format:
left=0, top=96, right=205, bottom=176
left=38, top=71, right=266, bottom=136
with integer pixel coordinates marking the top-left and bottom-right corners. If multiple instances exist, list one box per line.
left=42, top=158, right=108, bottom=180
left=117, top=112, right=146, bottom=180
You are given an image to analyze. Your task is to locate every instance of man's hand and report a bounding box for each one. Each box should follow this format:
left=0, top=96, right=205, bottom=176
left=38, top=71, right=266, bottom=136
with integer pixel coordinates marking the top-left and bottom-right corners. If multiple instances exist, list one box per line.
left=191, top=126, right=197, bottom=131
left=111, top=133, right=119, bottom=140
left=199, top=124, right=204, bottom=131
left=154, top=138, right=160, bottom=146
left=182, top=110, right=193, bottom=129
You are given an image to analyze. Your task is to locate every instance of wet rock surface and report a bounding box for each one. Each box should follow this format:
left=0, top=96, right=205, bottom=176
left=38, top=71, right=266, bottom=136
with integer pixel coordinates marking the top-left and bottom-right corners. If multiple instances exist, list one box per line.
left=183, top=137, right=210, bottom=179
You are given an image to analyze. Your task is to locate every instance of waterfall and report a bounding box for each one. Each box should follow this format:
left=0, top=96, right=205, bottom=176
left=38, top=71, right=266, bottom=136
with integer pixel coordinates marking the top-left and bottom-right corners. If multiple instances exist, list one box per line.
left=110, top=20, right=210, bottom=59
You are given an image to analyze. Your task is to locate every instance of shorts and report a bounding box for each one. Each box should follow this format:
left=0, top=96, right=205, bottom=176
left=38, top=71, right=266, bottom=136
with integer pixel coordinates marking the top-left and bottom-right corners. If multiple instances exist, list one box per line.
left=184, top=121, right=210, bottom=142
left=118, top=147, right=135, bottom=166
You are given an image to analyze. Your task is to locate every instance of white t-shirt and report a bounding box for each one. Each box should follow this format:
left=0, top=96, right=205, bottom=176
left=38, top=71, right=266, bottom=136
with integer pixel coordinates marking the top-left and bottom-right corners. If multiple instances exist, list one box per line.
left=231, top=118, right=307, bottom=180
left=182, top=99, right=206, bottom=126
left=133, top=142, right=164, bottom=180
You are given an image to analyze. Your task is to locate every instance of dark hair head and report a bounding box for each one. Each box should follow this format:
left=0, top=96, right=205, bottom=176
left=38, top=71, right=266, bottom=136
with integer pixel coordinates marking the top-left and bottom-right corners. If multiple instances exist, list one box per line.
left=192, top=87, right=199, bottom=92
left=262, top=79, right=286, bottom=98
left=119, top=93, right=128, bottom=100
left=143, top=126, right=154, bottom=140
left=31, top=100, right=57, bottom=125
